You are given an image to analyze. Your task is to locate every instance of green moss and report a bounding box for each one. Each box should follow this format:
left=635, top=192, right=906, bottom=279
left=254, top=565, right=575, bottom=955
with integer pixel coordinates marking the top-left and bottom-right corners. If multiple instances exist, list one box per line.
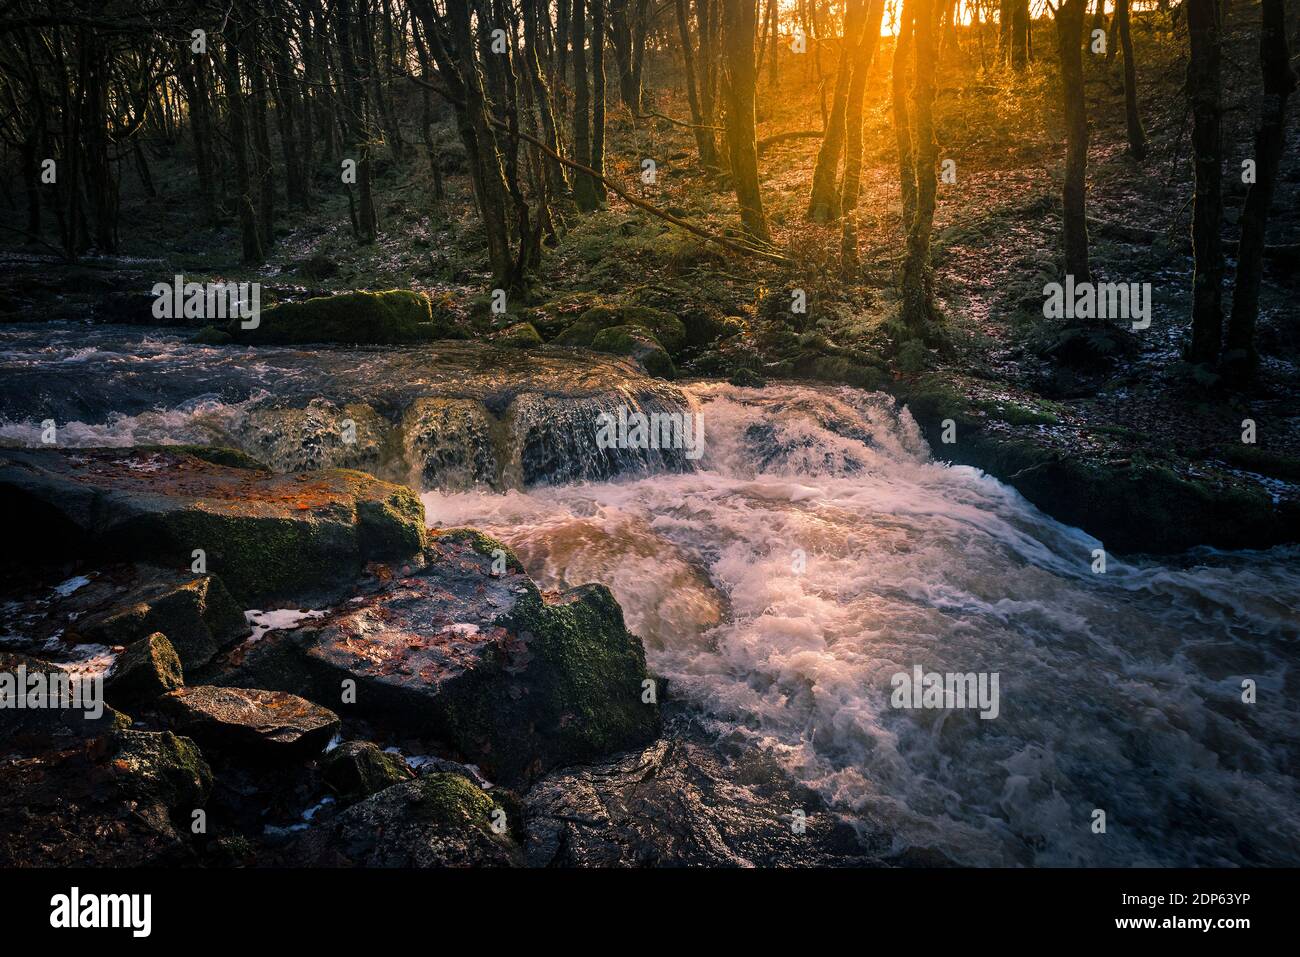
left=321, top=741, right=414, bottom=800
left=1217, top=445, right=1300, bottom=482
left=553, top=304, right=686, bottom=355
left=494, top=321, right=543, bottom=349
left=590, top=324, right=676, bottom=379
left=412, top=773, right=495, bottom=827
left=230, top=290, right=455, bottom=345
left=190, top=326, right=232, bottom=346
left=110, top=729, right=213, bottom=808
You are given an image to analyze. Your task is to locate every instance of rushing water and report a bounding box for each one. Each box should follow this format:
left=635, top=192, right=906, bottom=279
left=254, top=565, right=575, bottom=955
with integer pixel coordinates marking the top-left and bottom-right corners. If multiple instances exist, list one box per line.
left=3, top=324, right=1298, bottom=866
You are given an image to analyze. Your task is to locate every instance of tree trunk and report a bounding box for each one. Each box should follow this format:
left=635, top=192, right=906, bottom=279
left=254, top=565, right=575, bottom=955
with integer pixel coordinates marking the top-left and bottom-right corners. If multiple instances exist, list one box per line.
left=893, top=0, right=917, bottom=235
left=1185, top=0, right=1224, bottom=365
left=1224, top=0, right=1295, bottom=379
left=591, top=0, right=608, bottom=205
left=572, top=0, right=602, bottom=209
left=720, top=0, right=771, bottom=242
left=1116, top=0, right=1147, bottom=159
left=807, top=0, right=868, bottom=222
left=223, top=19, right=263, bottom=264
left=675, top=0, right=720, bottom=169
left=901, top=0, right=939, bottom=334
left=1055, top=0, right=1091, bottom=283
left=839, top=0, right=886, bottom=214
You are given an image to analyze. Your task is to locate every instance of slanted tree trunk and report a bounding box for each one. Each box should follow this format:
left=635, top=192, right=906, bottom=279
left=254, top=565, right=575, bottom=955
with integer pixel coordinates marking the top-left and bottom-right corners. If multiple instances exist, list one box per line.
left=807, top=0, right=868, bottom=222
left=1055, top=0, right=1091, bottom=283
left=1115, top=0, right=1147, bottom=159
left=720, top=0, right=771, bottom=241
left=1185, top=0, right=1224, bottom=365
left=1224, top=0, right=1295, bottom=380
left=901, top=0, right=939, bottom=334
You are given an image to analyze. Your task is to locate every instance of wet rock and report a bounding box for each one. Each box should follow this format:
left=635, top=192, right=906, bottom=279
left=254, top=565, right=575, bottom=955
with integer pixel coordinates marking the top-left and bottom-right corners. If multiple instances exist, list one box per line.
left=229, top=289, right=457, bottom=345
left=160, top=686, right=340, bottom=758
left=190, top=325, right=233, bottom=345
left=591, top=324, right=676, bottom=379
left=104, top=632, right=183, bottom=707
left=524, top=730, right=878, bottom=867
left=0, top=447, right=426, bottom=604
left=320, top=741, right=414, bottom=801
left=218, top=533, right=661, bottom=784
left=728, top=367, right=767, bottom=388
left=76, top=566, right=247, bottom=671
left=0, top=652, right=129, bottom=753
left=0, top=728, right=212, bottom=866
left=285, top=772, right=521, bottom=867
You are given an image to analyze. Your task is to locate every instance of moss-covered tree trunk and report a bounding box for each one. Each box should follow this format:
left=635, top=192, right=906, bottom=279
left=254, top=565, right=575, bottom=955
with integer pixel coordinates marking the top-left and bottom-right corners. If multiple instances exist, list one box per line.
left=892, top=0, right=917, bottom=236
left=675, top=0, right=720, bottom=169
left=1224, top=0, right=1296, bottom=380
left=1185, top=0, right=1224, bottom=366
left=590, top=0, right=608, bottom=206
left=721, top=0, right=771, bottom=242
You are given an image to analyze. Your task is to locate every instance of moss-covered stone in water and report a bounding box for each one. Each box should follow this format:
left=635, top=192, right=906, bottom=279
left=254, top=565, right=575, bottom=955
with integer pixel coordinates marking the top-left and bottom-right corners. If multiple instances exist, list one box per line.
left=553, top=304, right=686, bottom=355
left=353, top=478, right=427, bottom=560
left=494, top=321, right=543, bottom=349
left=190, top=326, right=232, bottom=346
left=590, top=324, right=676, bottom=379
left=109, top=729, right=213, bottom=808
left=413, top=773, right=496, bottom=826
left=138, top=445, right=268, bottom=471
left=229, top=289, right=455, bottom=345
left=437, top=582, right=662, bottom=783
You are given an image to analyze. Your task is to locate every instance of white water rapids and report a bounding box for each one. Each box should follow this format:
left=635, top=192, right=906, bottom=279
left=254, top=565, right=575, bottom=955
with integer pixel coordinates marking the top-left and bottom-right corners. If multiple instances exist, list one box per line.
left=423, top=382, right=1300, bottom=867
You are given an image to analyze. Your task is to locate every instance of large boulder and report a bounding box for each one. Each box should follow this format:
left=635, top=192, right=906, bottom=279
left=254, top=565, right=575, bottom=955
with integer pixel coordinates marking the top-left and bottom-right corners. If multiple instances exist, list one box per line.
left=215, top=531, right=661, bottom=784
left=228, top=289, right=456, bottom=345
left=285, top=772, right=521, bottom=867
left=160, top=686, right=340, bottom=759
left=76, top=566, right=247, bottom=671
left=0, top=447, right=426, bottom=605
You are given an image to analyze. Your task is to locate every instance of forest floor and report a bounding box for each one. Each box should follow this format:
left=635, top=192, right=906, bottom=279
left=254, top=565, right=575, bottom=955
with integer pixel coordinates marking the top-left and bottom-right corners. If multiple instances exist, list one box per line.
left=1, top=10, right=1297, bottom=552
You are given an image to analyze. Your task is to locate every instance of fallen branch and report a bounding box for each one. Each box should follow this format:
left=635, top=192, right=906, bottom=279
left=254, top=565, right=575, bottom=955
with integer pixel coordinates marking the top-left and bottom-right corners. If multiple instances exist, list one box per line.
left=757, top=129, right=824, bottom=153
left=631, top=109, right=725, bottom=132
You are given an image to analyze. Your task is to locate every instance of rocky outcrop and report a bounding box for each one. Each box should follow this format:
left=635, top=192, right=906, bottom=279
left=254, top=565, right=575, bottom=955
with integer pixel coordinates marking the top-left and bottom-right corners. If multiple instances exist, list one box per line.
left=524, top=726, right=878, bottom=867
left=215, top=531, right=661, bottom=785
left=0, top=447, right=426, bottom=604
left=77, top=567, right=247, bottom=671
left=160, top=686, right=340, bottom=758
left=284, top=772, right=521, bottom=867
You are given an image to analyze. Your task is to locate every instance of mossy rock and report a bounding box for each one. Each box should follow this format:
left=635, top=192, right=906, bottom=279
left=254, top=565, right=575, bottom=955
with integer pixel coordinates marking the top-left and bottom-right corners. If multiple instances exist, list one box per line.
left=321, top=741, right=415, bottom=801
left=229, top=290, right=456, bottom=345
left=105, top=632, right=184, bottom=708
left=590, top=324, right=676, bottom=379
left=286, top=772, right=521, bottom=866
left=553, top=304, right=686, bottom=355
left=728, top=367, right=767, bottom=388
left=190, top=325, right=232, bottom=346
left=493, top=321, right=543, bottom=349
